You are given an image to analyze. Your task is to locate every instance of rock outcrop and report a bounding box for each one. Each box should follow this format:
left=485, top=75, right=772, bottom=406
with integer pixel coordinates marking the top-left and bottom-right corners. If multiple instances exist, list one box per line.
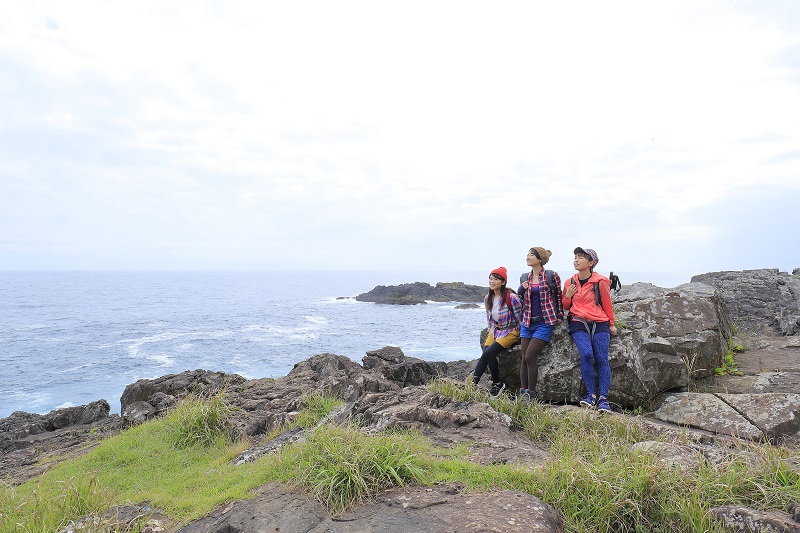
left=478, top=282, right=730, bottom=409
left=355, top=281, right=486, bottom=305
left=691, top=268, right=800, bottom=335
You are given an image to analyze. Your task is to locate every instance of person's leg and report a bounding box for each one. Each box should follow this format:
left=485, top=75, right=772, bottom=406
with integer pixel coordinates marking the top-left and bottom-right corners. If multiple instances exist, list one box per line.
left=473, top=352, right=488, bottom=385
left=592, top=332, right=612, bottom=398
left=523, top=338, right=548, bottom=394
left=482, top=341, right=505, bottom=384
left=474, top=342, right=504, bottom=385
left=571, top=331, right=597, bottom=403
left=519, top=337, right=532, bottom=390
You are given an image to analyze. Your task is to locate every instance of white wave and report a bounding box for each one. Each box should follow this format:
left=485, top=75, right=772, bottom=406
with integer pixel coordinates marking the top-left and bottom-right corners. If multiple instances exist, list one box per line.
left=303, top=315, right=328, bottom=325
left=321, top=296, right=358, bottom=304
left=145, top=353, right=176, bottom=367
left=54, top=401, right=78, bottom=410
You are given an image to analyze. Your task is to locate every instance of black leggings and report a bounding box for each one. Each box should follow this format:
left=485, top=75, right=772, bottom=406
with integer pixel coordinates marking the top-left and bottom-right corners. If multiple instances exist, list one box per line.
left=473, top=342, right=505, bottom=384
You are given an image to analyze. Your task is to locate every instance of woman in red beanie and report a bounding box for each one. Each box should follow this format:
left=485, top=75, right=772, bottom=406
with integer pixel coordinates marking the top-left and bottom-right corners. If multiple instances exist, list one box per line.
left=472, top=266, right=522, bottom=397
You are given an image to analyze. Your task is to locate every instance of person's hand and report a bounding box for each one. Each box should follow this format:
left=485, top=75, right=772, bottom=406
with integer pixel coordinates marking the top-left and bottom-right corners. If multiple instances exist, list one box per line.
left=565, top=284, right=578, bottom=298
left=522, top=281, right=529, bottom=289
left=610, top=325, right=618, bottom=336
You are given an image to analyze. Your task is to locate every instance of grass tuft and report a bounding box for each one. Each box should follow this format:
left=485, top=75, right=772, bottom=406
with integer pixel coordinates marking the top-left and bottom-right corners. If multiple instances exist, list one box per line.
left=295, top=391, right=343, bottom=429
left=163, top=393, right=237, bottom=448
left=289, top=424, right=428, bottom=514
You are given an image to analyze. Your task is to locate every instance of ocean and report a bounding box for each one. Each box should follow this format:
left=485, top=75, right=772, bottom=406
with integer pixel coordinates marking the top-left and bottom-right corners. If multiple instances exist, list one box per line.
left=0, top=269, right=690, bottom=418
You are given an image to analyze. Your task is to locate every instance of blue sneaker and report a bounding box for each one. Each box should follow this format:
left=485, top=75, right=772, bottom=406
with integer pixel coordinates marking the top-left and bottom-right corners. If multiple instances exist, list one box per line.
left=517, top=388, right=538, bottom=405
left=597, top=396, right=611, bottom=413
left=579, top=394, right=596, bottom=408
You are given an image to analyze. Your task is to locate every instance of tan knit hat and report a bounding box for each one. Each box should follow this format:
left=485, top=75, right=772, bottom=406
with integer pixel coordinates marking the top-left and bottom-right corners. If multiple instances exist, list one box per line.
left=530, top=247, right=552, bottom=265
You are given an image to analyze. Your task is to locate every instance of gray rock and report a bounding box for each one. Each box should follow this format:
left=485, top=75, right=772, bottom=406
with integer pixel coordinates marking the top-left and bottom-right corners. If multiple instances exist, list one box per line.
left=336, top=386, right=550, bottom=468
left=648, top=392, right=800, bottom=442
left=57, top=504, right=166, bottom=533
left=120, top=369, right=245, bottom=412
left=0, top=400, right=111, bottom=446
left=708, top=505, right=800, bottom=532
left=355, top=281, right=487, bottom=304
left=121, top=401, right=156, bottom=427
left=718, top=393, right=800, bottom=444
left=650, top=392, right=760, bottom=439
left=691, top=269, right=800, bottom=335
left=363, top=346, right=447, bottom=387
left=177, top=482, right=565, bottom=532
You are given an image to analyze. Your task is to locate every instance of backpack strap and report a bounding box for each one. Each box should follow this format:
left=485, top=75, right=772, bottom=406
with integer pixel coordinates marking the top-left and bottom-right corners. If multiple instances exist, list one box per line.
left=545, top=270, right=558, bottom=298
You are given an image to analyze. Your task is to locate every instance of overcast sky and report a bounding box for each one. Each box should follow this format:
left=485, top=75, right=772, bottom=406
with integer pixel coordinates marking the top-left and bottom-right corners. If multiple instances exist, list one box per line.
left=2, top=1, right=799, bottom=282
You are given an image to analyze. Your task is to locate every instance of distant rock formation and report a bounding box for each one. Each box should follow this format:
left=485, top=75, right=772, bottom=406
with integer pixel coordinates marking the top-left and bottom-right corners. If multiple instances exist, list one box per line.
left=355, top=281, right=486, bottom=305
left=691, top=268, right=800, bottom=335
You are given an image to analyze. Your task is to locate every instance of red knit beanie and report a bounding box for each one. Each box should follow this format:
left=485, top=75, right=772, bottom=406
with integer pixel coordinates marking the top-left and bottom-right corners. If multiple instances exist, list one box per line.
left=490, top=266, right=507, bottom=281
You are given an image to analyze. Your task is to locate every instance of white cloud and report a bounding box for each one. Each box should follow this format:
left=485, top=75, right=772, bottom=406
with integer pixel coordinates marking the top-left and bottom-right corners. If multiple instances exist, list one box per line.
left=1, top=1, right=799, bottom=277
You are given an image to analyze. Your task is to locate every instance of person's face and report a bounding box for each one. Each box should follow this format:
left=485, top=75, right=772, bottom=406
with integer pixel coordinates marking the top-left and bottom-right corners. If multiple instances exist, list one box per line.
left=574, top=254, right=591, bottom=270
left=526, top=251, right=541, bottom=267
left=489, top=275, right=505, bottom=290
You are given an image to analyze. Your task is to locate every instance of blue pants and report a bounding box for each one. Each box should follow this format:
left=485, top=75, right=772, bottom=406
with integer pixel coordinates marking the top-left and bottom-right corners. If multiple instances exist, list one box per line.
left=571, top=330, right=611, bottom=398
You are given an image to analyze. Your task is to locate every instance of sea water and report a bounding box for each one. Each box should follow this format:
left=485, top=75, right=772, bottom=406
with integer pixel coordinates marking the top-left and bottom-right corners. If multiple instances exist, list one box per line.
left=0, top=269, right=690, bottom=418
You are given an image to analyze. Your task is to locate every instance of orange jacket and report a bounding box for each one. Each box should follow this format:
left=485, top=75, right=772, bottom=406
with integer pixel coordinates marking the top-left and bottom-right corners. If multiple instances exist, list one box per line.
left=562, top=272, right=615, bottom=327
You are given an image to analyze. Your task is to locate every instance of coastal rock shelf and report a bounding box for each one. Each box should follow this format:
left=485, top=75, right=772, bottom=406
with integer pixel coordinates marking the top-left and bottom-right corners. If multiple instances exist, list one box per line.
left=3, top=267, right=800, bottom=532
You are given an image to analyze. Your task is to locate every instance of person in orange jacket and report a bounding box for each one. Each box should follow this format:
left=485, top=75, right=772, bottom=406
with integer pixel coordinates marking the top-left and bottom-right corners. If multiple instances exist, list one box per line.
left=562, top=247, right=618, bottom=413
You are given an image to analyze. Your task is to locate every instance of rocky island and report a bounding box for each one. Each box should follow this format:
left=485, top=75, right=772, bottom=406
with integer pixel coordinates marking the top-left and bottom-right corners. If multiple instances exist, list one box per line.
left=2, top=268, right=800, bottom=532
left=354, top=281, right=486, bottom=305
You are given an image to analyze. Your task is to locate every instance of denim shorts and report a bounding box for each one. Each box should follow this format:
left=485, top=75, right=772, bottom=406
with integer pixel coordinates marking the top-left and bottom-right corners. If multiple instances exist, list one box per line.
left=520, top=321, right=553, bottom=342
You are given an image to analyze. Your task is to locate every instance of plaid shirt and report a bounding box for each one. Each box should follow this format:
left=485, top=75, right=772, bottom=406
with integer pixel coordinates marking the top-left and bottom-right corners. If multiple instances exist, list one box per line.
left=485, top=291, right=523, bottom=339
left=522, top=270, right=564, bottom=326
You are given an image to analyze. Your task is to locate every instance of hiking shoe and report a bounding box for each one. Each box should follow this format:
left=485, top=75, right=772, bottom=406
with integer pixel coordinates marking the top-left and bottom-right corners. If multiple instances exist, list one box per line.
left=579, top=394, right=596, bottom=408
left=517, top=388, right=532, bottom=405
left=489, top=382, right=506, bottom=398
left=597, top=396, right=611, bottom=413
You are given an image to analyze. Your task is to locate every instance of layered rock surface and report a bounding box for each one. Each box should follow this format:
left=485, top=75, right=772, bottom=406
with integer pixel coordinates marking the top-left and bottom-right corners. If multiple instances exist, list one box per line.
left=691, top=268, right=800, bottom=335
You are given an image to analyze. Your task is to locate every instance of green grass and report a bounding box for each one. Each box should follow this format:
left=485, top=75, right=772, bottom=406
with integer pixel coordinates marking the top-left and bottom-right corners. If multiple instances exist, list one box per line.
left=2, top=384, right=799, bottom=533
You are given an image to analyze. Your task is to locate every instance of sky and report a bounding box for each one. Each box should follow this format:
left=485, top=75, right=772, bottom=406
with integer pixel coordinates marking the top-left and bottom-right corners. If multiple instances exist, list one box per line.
left=1, top=1, right=799, bottom=282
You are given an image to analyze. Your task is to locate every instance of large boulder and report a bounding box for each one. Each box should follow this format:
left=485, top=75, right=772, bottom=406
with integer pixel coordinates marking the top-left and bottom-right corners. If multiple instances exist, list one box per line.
left=363, top=346, right=448, bottom=387
left=479, top=282, right=730, bottom=409
left=691, top=269, right=800, bottom=335
left=120, top=369, right=246, bottom=413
